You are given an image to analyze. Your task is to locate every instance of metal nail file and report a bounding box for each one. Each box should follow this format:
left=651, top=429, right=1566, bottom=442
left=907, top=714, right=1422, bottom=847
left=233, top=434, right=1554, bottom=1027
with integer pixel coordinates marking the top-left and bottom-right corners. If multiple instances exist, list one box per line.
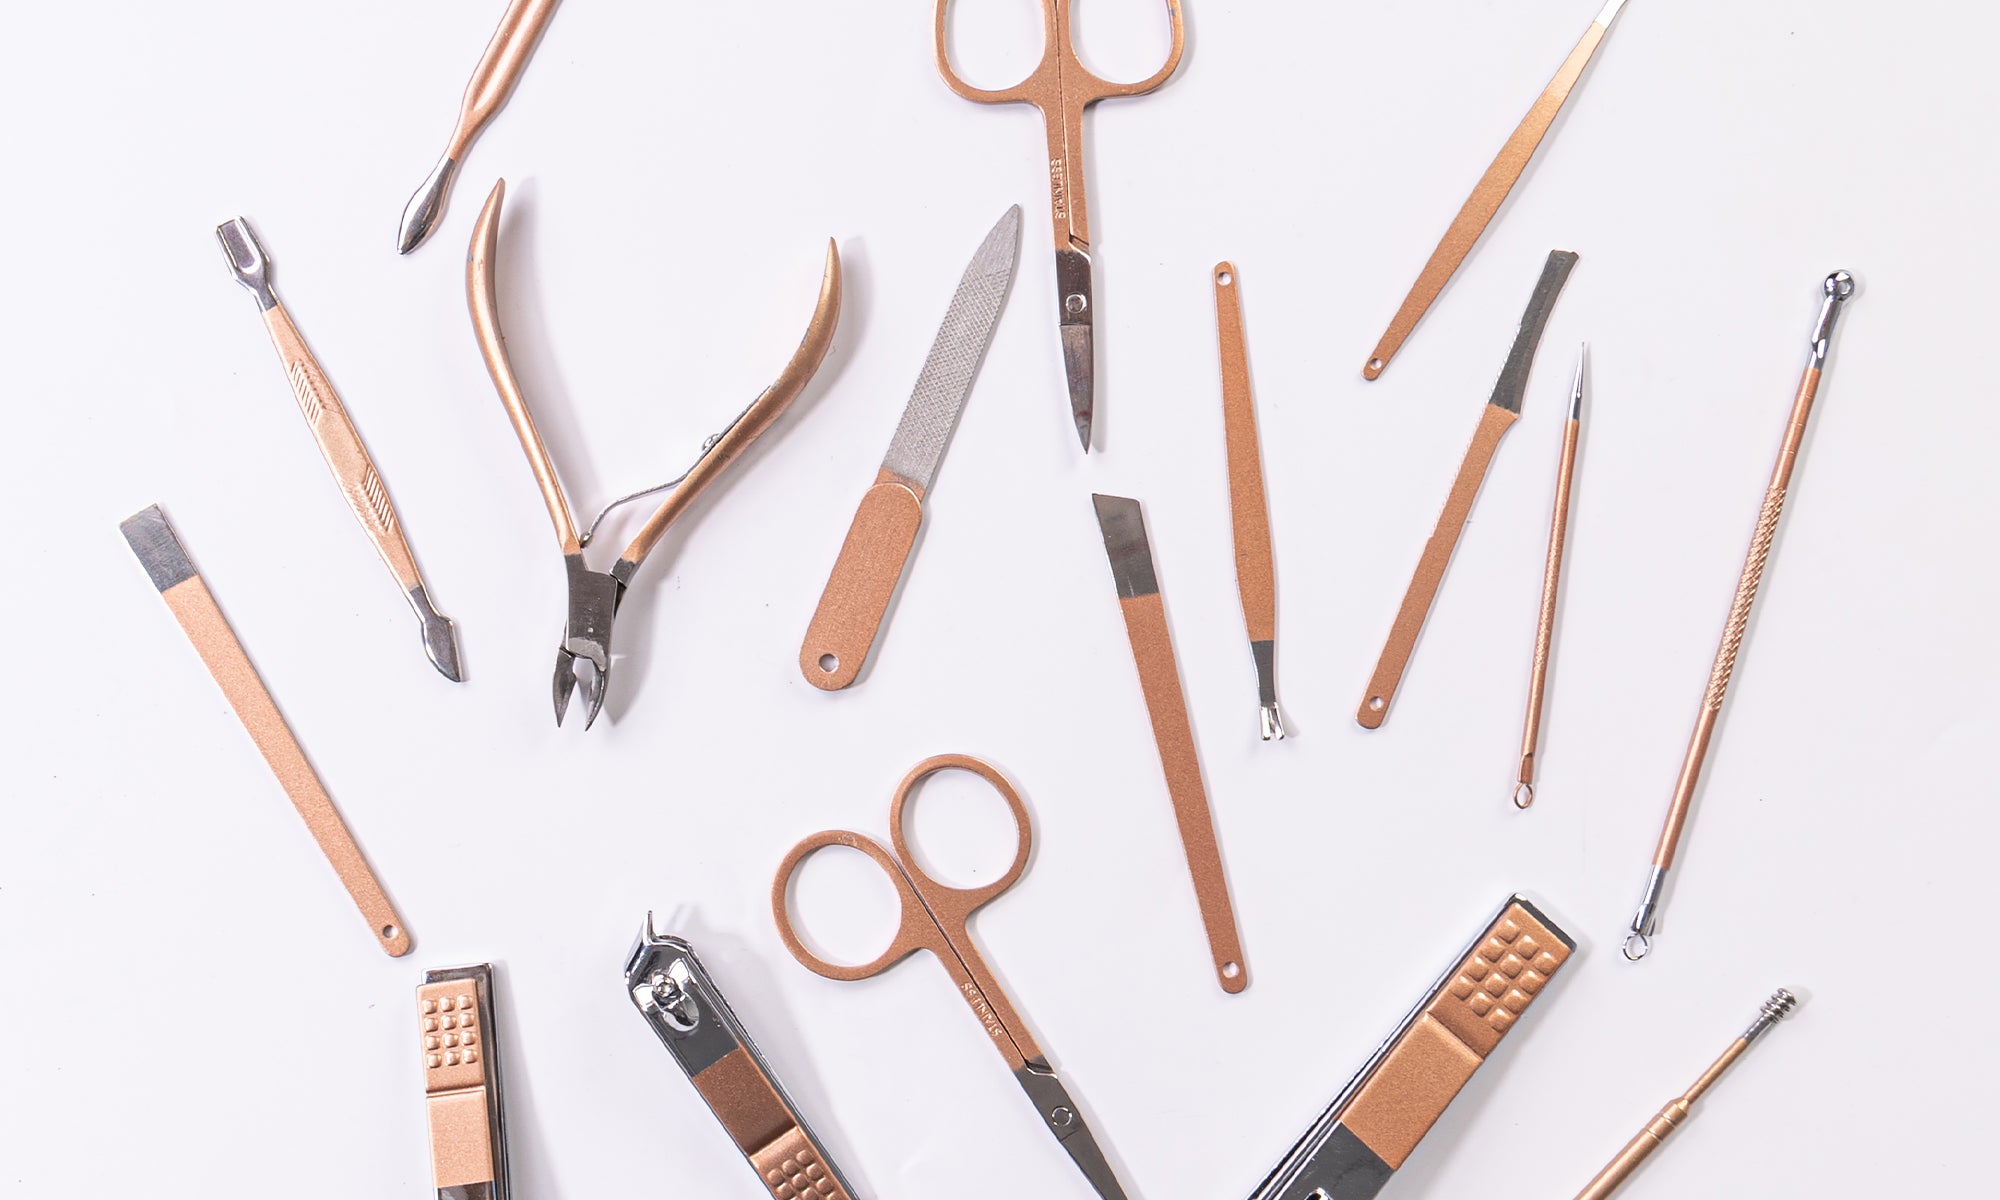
left=1212, top=262, right=1286, bottom=740
left=626, top=918, right=859, bottom=1200
left=800, top=206, right=1023, bottom=690
left=1249, top=897, right=1576, bottom=1200
left=121, top=505, right=413, bottom=957
left=1357, top=250, right=1577, bottom=729
left=416, top=964, right=510, bottom=1200
left=1093, top=494, right=1250, bottom=994
left=1623, top=273, right=1856, bottom=961
left=1362, top=0, right=1630, bottom=379
left=216, top=217, right=464, bottom=682
left=399, top=0, right=561, bottom=253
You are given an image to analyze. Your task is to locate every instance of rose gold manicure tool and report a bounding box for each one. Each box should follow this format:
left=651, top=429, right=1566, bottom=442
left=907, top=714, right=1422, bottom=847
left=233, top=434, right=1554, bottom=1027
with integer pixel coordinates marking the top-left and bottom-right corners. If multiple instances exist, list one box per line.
left=415, top=964, right=510, bottom=1200
left=773, top=754, right=1128, bottom=1200
left=1212, top=263, right=1286, bottom=740
left=935, top=0, right=1185, bottom=451
left=1358, top=250, right=1577, bottom=729
left=398, top=0, right=560, bottom=254
left=467, top=179, right=842, bottom=727
left=120, top=505, right=413, bottom=957
left=1623, top=273, right=1856, bottom=961
left=1515, top=345, right=1586, bottom=808
left=1362, top=0, right=1630, bottom=381
left=1249, top=896, right=1575, bottom=1199
left=627, top=918, right=859, bottom=1200
left=1093, top=495, right=1251, bottom=993
left=1572, top=989, right=1798, bottom=1199
left=800, top=206, right=1022, bottom=690
left=216, top=218, right=463, bottom=682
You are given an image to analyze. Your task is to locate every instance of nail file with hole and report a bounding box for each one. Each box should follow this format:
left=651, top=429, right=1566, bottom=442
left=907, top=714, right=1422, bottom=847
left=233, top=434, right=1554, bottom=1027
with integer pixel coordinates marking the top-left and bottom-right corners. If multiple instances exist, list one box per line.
left=800, top=206, right=1023, bottom=690
left=120, top=504, right=414, bottom=957
left=626, top=918, right=859, bottom=1200
left=1247, top=896, right=1575, bottom=1199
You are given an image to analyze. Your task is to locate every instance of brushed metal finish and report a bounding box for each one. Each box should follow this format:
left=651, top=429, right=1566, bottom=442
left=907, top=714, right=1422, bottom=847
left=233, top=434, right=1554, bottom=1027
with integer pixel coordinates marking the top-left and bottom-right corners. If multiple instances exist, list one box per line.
left=121, top=506, right=413, bottom=956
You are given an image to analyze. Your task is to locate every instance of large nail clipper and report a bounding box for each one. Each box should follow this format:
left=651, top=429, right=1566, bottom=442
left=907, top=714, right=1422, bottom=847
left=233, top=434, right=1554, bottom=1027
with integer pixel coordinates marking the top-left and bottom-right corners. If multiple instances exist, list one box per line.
left=1249, top=897, right=1575, bottom=1199
left=1357, top=250, right=1577, bottom=729
left=626, top=918, right=859, bottom=1200
left=466, top=179, right=843, bottom=727
left=799, top=206, right=1022, bottom=690
left=1623, top=273, right=1856, bottom=961
left=415, top=964, right=511, bottom=1200
left=216, top=218, right=464, bottom=682
left=398, top=0, right=560, bottom=254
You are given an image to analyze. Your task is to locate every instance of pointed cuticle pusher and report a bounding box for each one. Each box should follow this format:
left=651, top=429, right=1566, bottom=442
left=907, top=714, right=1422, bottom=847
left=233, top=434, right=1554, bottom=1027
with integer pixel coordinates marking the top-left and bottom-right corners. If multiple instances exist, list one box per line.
left=1362, top=0, right=1629, bottom=380
left=1515, top=344, right=1586, bottom=808
left=799, top=205, right=1023, bottom=690
left=1357, top=249, right=1577, bottom=729
left=1212, top=262, right=1285, bottom=740
left=397, top=0, right=561, bottom=254
left=216, top=217, right=464, bottom=682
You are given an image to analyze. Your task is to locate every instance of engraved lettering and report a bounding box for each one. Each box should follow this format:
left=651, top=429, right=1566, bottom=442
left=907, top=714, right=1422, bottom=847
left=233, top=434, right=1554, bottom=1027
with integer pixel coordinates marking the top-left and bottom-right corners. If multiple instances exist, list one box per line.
left=961, top=981, right=1005, bottom=1041
left=1049, top=158, right=1068, bottom=220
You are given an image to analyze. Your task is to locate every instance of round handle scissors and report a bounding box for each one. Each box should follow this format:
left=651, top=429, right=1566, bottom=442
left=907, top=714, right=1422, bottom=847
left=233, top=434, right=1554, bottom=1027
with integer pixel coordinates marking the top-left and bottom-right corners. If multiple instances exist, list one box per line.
left=772, top=753, right=1128, bottom=1200
left=934, top=0, right=1185, bottom=452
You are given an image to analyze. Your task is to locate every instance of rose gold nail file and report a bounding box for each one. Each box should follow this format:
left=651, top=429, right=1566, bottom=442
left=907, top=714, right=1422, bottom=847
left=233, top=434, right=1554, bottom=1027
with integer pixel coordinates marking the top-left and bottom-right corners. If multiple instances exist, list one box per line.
left=120, top=505, right=413, bottom=957
left=1357, top=250, right=1577, bottom=730
left=1362, top=0, right=1630, bottom=381
left=800, top=206, right=1022, bottom=690
left=1092, top=494, right=1250, bottom=994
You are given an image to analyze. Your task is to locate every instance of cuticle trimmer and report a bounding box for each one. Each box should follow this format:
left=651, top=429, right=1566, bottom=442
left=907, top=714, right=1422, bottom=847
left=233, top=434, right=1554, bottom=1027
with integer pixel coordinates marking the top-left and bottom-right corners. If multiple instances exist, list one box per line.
left=217, top=217, right=464, bottom=683
left=1212, top=262, right=1286, bottom=740
left=800, top=205, right=1022, bottom=690
left=398, top=0, right=560, bottom=254
left=1358, top=250, right=1577, bottom=729
left=1623, top=273, right=1856, bottom=961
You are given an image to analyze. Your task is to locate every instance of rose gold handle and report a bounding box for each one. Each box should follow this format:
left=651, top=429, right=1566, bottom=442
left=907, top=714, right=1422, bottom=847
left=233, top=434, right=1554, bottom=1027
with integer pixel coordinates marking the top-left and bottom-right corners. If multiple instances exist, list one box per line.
left=1359, top=403, right=1519, bottom=727
left=260, top=305, right=423, bottom=593
left=620, top=241, right=843, bottom=570
left=445, top=0, right=561, bottom=162
left=1362, top=14, right=1615, bottom=380
left=799, top=474, right=926, bottom=690
left=1214, top=263, right=1276, bottom=644
left=1518, top=410, right=1582, bottom=804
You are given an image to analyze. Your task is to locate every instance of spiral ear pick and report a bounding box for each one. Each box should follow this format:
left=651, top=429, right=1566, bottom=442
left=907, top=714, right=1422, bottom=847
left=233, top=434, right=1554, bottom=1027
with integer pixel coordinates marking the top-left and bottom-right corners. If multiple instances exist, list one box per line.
left=1623, top=272, right=1856, bottom=960
left=1571, top=990, right=1800, bottom=1199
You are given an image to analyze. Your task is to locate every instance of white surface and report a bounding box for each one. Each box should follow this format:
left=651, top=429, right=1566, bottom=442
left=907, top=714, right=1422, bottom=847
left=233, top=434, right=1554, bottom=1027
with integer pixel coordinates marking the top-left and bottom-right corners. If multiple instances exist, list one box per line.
left=4, top=1, right=1996, bottom=1196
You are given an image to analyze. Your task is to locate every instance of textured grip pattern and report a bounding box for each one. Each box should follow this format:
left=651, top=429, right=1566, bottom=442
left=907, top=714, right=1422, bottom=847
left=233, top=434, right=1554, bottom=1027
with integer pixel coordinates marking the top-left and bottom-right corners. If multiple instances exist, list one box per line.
left=1704, top=484, right=1787, bottom=712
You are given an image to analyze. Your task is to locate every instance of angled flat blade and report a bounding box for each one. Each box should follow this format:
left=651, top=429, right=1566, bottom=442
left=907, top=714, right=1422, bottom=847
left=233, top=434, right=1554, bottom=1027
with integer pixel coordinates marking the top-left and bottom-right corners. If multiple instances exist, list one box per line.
left=880, top=206, right=1024, bottom=492
left=1486, top=249, right=1578, bottom=415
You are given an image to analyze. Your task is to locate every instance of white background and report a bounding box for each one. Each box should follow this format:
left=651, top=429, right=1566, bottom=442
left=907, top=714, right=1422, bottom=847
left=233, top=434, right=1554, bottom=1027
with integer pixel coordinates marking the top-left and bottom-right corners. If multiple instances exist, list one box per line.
left=4, top=1, right=1995, bottom=1196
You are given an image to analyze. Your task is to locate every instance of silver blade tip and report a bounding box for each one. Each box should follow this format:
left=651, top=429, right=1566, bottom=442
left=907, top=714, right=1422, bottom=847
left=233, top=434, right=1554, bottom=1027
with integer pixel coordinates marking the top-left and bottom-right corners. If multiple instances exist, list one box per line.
left=215, top=218, right=276, bottom=306
left=397, top=156, right=459, bottom=255
left=120, top=505, right=196, bottom=592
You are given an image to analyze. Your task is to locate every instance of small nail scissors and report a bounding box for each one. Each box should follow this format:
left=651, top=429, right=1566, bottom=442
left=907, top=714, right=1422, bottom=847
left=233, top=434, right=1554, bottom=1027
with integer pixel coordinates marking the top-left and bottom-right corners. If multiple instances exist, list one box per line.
left=773, top=754, right=1128, bottom=1200
left=934, top=0, right=1185, bottom=452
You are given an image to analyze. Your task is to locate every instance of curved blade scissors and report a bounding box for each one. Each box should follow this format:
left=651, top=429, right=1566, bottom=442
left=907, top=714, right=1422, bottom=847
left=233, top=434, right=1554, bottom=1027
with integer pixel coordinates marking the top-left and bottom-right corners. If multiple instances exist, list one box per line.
left=935, top=0, right=1184, bottom=451
left=773, top=754, right=1128, bottom=1199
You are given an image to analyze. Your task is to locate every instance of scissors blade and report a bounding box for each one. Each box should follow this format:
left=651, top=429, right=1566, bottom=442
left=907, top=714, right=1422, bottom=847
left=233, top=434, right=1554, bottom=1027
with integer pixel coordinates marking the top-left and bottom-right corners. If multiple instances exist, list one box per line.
left=1014, top=1063, right=1128, bottom=1200
left=1056, top=248, right=1094, bottom=451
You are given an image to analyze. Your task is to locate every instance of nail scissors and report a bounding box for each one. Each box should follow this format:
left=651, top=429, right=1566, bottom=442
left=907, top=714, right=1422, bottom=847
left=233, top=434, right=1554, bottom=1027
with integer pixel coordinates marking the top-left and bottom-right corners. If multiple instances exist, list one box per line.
left=773, top=754, right=1128, bottom=1199
left=935, top=0, right=1185, bottom=452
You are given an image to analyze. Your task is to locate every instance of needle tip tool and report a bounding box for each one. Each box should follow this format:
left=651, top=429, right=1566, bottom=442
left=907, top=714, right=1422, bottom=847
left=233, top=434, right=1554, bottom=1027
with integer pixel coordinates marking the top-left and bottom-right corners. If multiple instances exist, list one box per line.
left=398, top=155, right=459, bottom=255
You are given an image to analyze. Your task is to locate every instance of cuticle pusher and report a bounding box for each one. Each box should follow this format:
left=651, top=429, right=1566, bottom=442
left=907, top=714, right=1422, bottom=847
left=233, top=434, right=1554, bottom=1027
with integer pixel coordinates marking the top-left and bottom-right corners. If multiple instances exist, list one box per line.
left=1213, top=262, right=1286, bottom=740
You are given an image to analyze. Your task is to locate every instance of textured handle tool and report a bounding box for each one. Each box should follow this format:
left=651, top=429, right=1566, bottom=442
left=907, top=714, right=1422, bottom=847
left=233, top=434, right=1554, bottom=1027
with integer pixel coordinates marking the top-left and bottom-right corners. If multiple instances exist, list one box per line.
left=800, top=475, right=926, bottom=689
left=121, top=506, right=412, bottom=957
left=1362, top=0, right=1628, bottom=379
left=1358, top=403, right=1518, bottom=728
left=1517, top=351, right=1586, bottom=808
left=1214, top=263, right=1285, bottom=739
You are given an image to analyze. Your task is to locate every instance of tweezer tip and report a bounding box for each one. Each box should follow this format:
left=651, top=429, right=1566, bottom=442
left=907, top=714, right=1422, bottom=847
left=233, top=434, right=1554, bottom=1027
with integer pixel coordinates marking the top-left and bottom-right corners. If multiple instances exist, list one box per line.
left=1259, top=703, right=1286, bottom=741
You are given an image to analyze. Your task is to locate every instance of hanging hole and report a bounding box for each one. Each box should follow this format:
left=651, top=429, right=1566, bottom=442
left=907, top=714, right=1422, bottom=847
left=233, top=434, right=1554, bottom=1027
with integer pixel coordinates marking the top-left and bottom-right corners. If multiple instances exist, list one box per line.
left=818, top=653, right=838, bottom=674
left=1368, top=357, right=1384, bottom=372
left=901, top=768, right=1018, bottom=888
left=787, top=846, right=902, bottom=967
left=381, top=924, right=399, bottom=940
left=1222, top=961, right=1241, bottom=980
left=1368, top=696, right=1385, bottom=712
left=1217, top=271, right=1233, bottom=287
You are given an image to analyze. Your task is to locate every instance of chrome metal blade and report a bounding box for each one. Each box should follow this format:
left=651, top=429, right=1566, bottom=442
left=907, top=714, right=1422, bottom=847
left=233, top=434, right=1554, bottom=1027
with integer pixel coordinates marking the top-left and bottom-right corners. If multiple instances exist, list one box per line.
left=1014, top=1064, right=1128, bottom=1200
left=880, top=206, right=1024, bottom=491
left=1486, top=250, right=1577, bottom=415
